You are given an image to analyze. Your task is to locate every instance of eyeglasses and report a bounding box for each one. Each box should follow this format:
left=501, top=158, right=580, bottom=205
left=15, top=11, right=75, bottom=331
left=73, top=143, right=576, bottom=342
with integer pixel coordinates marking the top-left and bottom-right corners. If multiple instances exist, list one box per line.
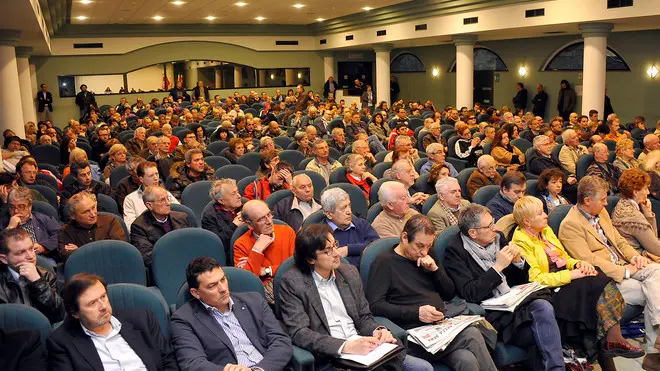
left=318, top=240, right=339, bottom=256
left=473, top=222, right=496, bottom=231
left=8, top=203, right=29, bottom=212
left=255, top=211, right=273, bottom=224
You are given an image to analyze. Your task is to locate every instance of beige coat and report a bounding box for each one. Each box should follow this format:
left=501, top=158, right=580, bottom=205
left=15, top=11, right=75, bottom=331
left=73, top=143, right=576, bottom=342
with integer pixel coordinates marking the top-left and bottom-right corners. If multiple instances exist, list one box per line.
left=558, top=144, right=588, bottom=175
left=491, top=145, right=525, bottom=168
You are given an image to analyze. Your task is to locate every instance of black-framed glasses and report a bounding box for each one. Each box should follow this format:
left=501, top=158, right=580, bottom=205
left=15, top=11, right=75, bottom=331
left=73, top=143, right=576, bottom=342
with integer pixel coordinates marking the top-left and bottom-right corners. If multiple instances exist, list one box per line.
left=318, top=240, right=339, bottom=256
left=473, top=222, right=496, bottom=231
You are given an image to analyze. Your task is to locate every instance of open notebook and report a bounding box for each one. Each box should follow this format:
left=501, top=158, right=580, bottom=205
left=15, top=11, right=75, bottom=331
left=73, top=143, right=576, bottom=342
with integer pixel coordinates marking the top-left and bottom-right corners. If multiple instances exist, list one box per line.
left=338, top=336, right=399, bottom=366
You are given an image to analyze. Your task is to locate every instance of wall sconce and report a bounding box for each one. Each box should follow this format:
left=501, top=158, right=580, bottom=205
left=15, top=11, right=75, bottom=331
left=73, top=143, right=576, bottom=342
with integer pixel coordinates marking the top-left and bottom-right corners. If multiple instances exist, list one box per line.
left=432, top=68, right=439, bottom=77
left=648, top=65, right=659, bottom=79
left=297, top=72, right=302, bottom=79
left=270, top=74, right=275, bottom=80
left=518, top=66, right=527, bottom=77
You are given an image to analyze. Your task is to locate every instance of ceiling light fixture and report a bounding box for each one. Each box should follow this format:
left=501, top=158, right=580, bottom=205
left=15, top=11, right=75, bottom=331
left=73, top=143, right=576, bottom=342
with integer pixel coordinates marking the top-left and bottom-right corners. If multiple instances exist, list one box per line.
left=79, top=0, right=93, bottom=4
left=432, top=68, right=439, bottom=77
left=518, top=66, right=527, bottom=77
left=205, top=16, right=217, bottom=20
left=648, top=65, right=659, bottom=79
left=76, top=15, right=88, bottom=20
left=235, top=2, right=247, bottom=6
left=316, top=18, right=325, bottom=22
left=255, top=16, right=265, bottom=20
left=152, top=15, right=164, bottom=21
left=293, top=4, right=305, bottom=8
left=171, top=1, right=186, bottom=5
left=362, top=6, right=372, bottom=11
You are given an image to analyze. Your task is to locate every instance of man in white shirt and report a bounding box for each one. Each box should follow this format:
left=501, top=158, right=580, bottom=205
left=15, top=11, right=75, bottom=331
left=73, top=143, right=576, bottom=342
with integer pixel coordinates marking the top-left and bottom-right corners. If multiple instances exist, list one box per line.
left=46, top=273, right=177, bottom=371
left=123, top=161, right=179, bottom=230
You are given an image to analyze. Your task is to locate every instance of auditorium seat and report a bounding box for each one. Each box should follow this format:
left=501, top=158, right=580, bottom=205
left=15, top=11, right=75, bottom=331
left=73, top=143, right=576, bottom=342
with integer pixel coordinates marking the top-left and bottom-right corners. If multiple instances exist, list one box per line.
left=28, top=184, right=58, bottom=210
left=181, top=180, right=213, bottom=224
left=278, top=150, right=306, bottom=169
left=0, top=304, right=52, bottom=345
left=323, top=183, right=368, bottom=219
left=237, top=152, right=261, bottom=173
left=107, top=283, right=170, bottom=337
left=204, top=155, right=231, bottom=170
left=214, top=164, right=253, bottom=182
left=64, top=240, right=147, bottom=285
left=170, top=203, right=199, bottom=227
left=110, top=166, right=129, bottom=189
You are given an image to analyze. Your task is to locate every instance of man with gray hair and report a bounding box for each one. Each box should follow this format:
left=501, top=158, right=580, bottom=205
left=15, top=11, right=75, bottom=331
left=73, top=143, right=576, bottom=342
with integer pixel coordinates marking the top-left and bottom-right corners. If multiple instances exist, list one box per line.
left=138, top=135, right=160, bottom=159
left=527, top=135, right=574, bottom=182
left=428, top=177, right=469, bottom=233
left=639, top=134, right=660, bottom=162
left=420, top=143, right=458, bottom=177
left=167, top=148, right=215, bottom=200
left=467, top=155, right=501, bottom=201
left=384, top=135, right=420, bottom=163
left=585, top=143, right=620, bottom=194
left=558, top=129, right=589, bottom=175
left=320, top=187, right=379, bottom=266
left=422, top=122, right=443, bottom=151
left=389, top=159, right=429, bottom=211
left=372, top=181, right=419, bottom=238
left=130, top=185, right=191, bottom=265
left=560, top=176, right=660, bottom=368
left=305, top=139, right=342, bottom=184
left=272, top=174, right=322, bottom=232
left=124, top=161, right=179, bottom=230
left=201, top=178, right=244, bottom=257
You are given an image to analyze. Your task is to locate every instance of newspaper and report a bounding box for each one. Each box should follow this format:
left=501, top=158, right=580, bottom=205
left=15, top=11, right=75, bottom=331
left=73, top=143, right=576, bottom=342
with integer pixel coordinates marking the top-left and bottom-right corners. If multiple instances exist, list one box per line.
left=407, top=315, right=483, bottom=354
left=480, top=282, right=546, bottom=312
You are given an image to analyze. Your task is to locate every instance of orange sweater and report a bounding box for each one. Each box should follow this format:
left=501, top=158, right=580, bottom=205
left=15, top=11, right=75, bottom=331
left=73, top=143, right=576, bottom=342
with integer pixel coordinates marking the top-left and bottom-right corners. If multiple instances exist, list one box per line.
left=233, top=224, right=296, bottom=284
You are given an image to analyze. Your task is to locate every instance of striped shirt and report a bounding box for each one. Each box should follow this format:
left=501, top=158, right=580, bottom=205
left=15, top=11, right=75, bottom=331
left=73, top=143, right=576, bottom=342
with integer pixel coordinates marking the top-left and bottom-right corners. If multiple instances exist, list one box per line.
left=200, top=298, right=263, bottom=367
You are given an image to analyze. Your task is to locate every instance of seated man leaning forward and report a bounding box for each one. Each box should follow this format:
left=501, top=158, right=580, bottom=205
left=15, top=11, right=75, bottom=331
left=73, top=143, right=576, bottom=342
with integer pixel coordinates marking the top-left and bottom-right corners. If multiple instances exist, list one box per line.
left=278, top=223, right=433, bottom=371
left=169, top=257, right=292, bottom=371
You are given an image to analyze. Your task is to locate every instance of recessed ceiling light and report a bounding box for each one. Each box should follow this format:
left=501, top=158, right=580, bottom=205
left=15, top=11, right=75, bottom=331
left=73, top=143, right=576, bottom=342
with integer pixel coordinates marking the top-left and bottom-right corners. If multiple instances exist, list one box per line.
left=362, top=6, right=372, bottom=11
left=293, top=3, right=305, bottom=8
left=205, top=16, right=217, bottom=20
left=152, top=15, right=164, bottom=21
left=255, top=16, right=265, bottom=21
left=79, top=0, right=93, bottom=4
left=171, top=0, right=185, bottom=5
left=316, top=18, right=325, bottom=22
left=76, top=15, right=88, bottom=20
left=235, top=2, right=247, bottom=6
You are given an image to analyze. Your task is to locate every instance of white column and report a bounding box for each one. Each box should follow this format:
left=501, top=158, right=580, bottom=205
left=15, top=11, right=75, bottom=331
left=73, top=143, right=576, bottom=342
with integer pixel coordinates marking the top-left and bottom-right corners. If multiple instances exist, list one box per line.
left=285, top=69, right=296, bottom=86
left=579, top=23, right=613, bottom=117
left=16, top=46, right=36, bottom=125
left=233, top=66, right=243, bottom=88
left=374, top=43, right=393, bottom=106
left=215, top=68, right=224, bottom=89
left=0, top=30, right=24, bottom=136
left=454, top=34, right=477, bottom=110
left=258, top=70, right=266, bottom=87
left=29, top=63, right=37, bottom=97
left=322, top=52, right=335, bottom=81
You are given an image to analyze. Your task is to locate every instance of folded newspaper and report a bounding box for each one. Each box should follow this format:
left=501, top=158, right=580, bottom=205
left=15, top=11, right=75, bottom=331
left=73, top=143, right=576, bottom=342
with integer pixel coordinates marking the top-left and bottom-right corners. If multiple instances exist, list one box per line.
left=407, top=315, right=483, bottom=354
left=480, top=282, right=546, bottom=312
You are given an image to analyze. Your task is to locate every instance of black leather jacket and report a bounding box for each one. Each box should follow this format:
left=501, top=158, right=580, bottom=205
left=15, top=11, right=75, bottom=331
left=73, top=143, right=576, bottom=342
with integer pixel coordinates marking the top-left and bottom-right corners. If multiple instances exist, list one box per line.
left=0, top=264, right=64, bottom=323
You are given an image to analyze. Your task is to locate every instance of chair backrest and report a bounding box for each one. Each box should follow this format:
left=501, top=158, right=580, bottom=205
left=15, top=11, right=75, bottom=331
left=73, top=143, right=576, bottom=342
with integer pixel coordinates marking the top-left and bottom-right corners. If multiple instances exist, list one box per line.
left=207, top=141, right=230, bottom=155
left=605, top=195, right=620, bottom=217
left=62, top=173, right=75, bottom=188
left=329, top=166, right=348, bottom=184
left=414, top=173, right=434, bottom=195
left=526, top=179, right=541, bottom=198
left=279, top=150, right=306, bottom=169
left=27, top=184, right=58, bottom=210
left=301, top=209, right=326, bottom=228
left=237, top=175, right=259, bottom=196
left=482, top=141, right=492, bottom=155
left=0, top=304, right=52, bottom=345
left=372, top=162, right=392, bottom=179
left=214, top=164, right=253, bottom=183
left=181, top=180, right=213, bottom=224
left=170, top=203, right=200, bottom=227
left=31, top=144, right=60, bottom=166
left=64, top=240, right=147, bottom=285
left=152, top=228, right=226, bottom=305
left=176, top=267, right=265, bottom=309
left=548, top=204, right=572, bottom=235
left=273, top=136, right=293, bottom=149
left=441, top=129, right=456, bottom=141
left=107, top=283, right=170, bottom=337
left=204, top=156, right=231, bottom=170
left=414, top=158, right=427, bottom=174
left=293, top=170, right=327, bottom=200
left=369, top=178, right=390, bottom=206
left=604, top=140, right=617, bottom=151
left=265, top=189, right=294, bottom=210
left=551, top=144, right=564, bottom=159
left=35, top=173, right=59, bottom=191
left=359, top=237, right=399, bottom=289
left=297, top=157, right=314, bottom=171
left=110, top=166, right=129, bottom=189
left=651, top=198, right=660, bottom=234
left=431, top=225, right=460, bottom=264
left=374, top=150, right=391, bottom=163
left=409, top=117, right=423, bottom=131
left=511, top=138, right=533, bottom=154
left=237, top=152, right=261, bottom=173
left=328, top=147, right=341, bottom=162
left=576, top=154, right=595, bottom=180
left=32, top=200, right=59, bottom=221
left=97, top=193, right=120, bottom=217
left=472, top=185, right=500, bottom=206
left=366, top=203, right=384, bottom=223
left=456, top=167, right=477, bottom=199
left=37, top=163, right=61, bottom=179
left=447, top=136, right=460, bottom=158
left=323, top=183, right=369, bottom=219
left=422, top=194, right=438, bottom=215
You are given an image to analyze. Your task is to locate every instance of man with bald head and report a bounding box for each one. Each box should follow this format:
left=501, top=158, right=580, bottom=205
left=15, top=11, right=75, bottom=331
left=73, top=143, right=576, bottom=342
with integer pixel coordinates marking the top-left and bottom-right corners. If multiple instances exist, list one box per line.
left=352, top=139, right=377, bottom=170
left=466, top=155, right=502, bottom=201
left=313, top=110, right=331, bottom=137
left=422, top=122, right=443, bottom=151
left=586, top=143, right=621, bottom=194
left=558, top=128, right=589, bottom=175
left=639, top=134, right=660, bottom=162
left=305, top=125, right=318, bottom=143
left=272, top=174, right=322, bottom=232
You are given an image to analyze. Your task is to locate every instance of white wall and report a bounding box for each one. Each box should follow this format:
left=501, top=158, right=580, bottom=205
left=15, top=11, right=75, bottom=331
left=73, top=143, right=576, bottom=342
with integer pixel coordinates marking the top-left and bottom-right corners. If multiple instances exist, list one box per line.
left=74, top=74, right=124, bottom=95
left=126, top=64, right=164, bottom=92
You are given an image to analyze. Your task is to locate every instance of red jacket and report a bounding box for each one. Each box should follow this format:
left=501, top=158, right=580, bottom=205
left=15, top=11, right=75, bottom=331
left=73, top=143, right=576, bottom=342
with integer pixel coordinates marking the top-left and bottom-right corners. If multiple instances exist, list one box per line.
left=243, top=176, right=290, bottom=201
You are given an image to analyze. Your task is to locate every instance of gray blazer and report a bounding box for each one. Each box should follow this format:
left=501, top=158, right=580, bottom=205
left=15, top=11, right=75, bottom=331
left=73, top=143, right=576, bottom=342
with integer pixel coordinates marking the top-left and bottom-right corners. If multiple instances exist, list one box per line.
left=278, top=264, right=382, bottom=357
left=169, top=292, right=292, bottom=371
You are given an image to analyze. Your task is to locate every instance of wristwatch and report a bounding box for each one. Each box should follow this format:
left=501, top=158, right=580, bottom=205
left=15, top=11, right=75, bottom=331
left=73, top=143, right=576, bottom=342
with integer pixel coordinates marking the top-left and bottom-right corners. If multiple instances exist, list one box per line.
left=264, top=266, right=272, bottom=277
left=624, top=268, right=630, bottom=279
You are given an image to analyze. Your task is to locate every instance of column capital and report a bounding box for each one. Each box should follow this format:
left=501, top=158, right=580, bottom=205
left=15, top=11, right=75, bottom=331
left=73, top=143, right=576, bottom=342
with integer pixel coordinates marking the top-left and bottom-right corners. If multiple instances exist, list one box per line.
left=0, top=30, right=20, bottom=46
left=579, top=23, right=613, bottom=37
left=373, top=43, right=393, bottom=53
left=453, top=34, right=477, bottom=46
left=15, top=46, right=33, bottom=58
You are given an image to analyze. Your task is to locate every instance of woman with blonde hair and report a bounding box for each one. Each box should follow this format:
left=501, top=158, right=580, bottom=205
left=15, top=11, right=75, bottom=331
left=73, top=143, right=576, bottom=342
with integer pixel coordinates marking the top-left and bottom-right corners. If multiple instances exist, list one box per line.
left=103, top=143, right=128, bottom=180
left=613, top=138, right=640, bottom=172
left=511, top=196, right=643, bottom=364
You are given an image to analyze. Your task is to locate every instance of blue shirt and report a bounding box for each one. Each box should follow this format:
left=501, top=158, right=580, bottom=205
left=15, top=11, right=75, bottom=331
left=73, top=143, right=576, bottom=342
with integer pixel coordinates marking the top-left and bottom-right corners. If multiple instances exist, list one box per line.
left=420, top=160, right=458, bottom=177
left=327, top=217, right=379, bottom=266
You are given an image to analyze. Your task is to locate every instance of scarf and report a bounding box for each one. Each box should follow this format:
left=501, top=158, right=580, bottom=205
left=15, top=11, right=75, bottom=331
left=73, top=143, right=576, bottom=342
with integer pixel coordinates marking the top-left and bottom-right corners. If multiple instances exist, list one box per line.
left=523, top=228, right=567, bottom=269
left=438, top=202, right=461, bottom=227
left=460, top=233, right=511, bottom=297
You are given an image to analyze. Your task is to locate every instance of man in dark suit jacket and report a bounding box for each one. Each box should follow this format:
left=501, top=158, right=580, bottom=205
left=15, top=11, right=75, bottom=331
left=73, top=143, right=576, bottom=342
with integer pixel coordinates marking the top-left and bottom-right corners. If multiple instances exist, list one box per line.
left=169, top=257, right=292, bottom=371
left=169, top=81, right=191, bottom=102
left=36, top=83, right=53, bottom=122
left=278, top=224, right=431, bottom=370
left=75, top=84, right=96, bottom=119
left=46, top=273, right=178, bottom=371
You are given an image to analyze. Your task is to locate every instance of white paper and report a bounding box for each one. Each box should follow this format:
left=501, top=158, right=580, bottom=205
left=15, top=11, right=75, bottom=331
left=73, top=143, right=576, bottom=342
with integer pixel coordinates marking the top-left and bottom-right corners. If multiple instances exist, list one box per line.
left=339, top=341, right=398, bottom=366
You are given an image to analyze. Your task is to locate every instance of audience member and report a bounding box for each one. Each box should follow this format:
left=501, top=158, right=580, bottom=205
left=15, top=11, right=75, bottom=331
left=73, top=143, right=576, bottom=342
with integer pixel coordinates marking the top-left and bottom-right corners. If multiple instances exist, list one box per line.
left=422, top=122, right=442, bottom=152
left=123, top=161, right=179, bottom=230
left=491, top=129, right=525, bottom=170
left=244, top=160, right=292, bottom=201
left=389, top=159, right=429, bottom=209
left=234, top=200, right=296, bottom=303
left=428, top=177, right=469, bottom=233
left=639, top=134, right=660, bottom=162
left=305, top=139, right=342, bottom=184
left=384, top=135, right=420, bottom=163
left=169, top=257, right=292, bottom=371
left=0, top=228, right=64, bottom=323
left=130, top=186, right=191, bottom=265
left=61, top=161, right=112, bottom=204
left=454, top=122, right=483, bottom=167
left=47, top=273, right=178, bottom=370
left=420, top=143, right=458, bottom=177
left=2, top=136, right=29, bottom=171
left=102, top=143, right=128, bottom=180
left=167, top=149, right=215, bottom=200
left=15, top=156, right=57, bottom=191
left=558, top=129, right=589, bottom=175
left=467, top=155, right=502, bottom=201
left=224, top=137, right=246, bottom=164
left=272, top=174, right=321, bottom=232
left=537, top=168, right=570, bottom=214
left=372, top=181, right=419, bottom=237
left=486, top=171, right=526, bottom=222
left=586, top=143, right=621, bottom=194
left=613, top=138, right=641, bottom=173
left=201, top=179, right=243, bottom=259
left=114, top=156, right=144, bottom=213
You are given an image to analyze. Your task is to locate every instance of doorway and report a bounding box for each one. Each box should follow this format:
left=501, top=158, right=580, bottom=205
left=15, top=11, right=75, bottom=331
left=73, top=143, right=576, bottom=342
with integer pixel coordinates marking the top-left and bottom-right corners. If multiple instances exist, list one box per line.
left=474, top=71, right=494, bottom=106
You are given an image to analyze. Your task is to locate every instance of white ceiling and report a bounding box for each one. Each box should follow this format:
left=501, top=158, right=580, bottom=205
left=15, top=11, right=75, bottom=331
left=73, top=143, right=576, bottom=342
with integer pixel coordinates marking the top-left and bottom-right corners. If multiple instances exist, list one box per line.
left=70, top=0, right=409, bottom=25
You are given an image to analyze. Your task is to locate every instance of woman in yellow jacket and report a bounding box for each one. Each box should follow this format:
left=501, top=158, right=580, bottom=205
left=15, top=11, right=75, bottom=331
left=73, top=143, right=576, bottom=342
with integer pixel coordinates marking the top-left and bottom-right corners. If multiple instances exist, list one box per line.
left=491, top=129, right=525, bottom=171
left=511, top=196, right=643, bottom=365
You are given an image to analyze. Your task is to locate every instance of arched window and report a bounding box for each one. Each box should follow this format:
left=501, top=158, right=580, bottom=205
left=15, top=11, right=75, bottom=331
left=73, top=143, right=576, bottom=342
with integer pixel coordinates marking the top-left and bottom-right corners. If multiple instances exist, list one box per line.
left=449, top=47, right=508, bottom=72
left=541, top=41, right=630, bottom=71
left=390, top=52, right=426, bottom=73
